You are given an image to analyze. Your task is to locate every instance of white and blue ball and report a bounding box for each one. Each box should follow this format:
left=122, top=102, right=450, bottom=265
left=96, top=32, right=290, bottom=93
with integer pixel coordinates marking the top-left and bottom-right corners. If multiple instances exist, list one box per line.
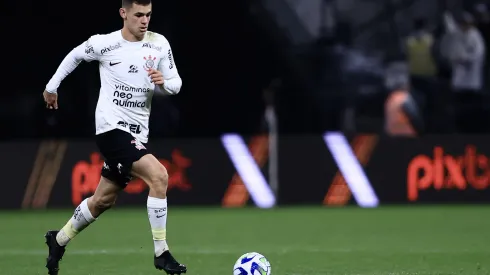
left=233, top=252, right=271, bottom=275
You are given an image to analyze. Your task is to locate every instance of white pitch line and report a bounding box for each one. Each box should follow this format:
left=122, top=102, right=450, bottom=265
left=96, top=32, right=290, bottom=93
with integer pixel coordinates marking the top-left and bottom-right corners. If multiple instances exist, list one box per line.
left=0, top=247, right=331, bottom=256
left=0, top=247, right=488, bottom=256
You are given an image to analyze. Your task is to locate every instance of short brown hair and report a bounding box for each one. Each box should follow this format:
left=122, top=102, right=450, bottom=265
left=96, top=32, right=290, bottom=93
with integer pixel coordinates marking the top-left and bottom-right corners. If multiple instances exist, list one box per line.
left=122, top=0, right=151, bottom=8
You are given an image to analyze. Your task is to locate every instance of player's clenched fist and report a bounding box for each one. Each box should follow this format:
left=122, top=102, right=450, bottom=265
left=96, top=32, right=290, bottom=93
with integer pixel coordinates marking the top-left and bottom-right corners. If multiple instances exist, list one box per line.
left=148, top=68, right=164, bottom=85
left=43, top=90, right=58, bottom=109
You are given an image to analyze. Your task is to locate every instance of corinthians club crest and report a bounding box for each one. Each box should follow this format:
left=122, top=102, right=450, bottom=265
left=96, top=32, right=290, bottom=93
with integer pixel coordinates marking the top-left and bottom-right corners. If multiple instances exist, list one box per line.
left=143, top=55, right=157, bottom=71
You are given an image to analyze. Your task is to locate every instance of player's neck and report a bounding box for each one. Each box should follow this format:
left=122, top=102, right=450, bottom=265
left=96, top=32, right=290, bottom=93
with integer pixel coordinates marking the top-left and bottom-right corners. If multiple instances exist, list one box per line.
left=120, top=27, right=145, bottom=42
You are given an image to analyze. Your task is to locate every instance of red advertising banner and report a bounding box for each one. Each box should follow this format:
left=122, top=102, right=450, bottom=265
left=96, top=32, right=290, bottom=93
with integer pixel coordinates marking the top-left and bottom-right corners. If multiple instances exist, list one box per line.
left=2, top=134, right=490, bottom=209
left=350, top=135, right=490, bottom=204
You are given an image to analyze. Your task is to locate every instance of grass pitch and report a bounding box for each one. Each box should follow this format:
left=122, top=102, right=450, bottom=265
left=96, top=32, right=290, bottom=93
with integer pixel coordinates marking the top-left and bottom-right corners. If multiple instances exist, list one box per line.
left=0, top=205, right=489, bottom=275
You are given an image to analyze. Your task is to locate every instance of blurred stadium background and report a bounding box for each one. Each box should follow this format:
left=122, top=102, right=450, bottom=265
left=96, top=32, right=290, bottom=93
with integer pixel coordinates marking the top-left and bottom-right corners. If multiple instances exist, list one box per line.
left=2, top=0, right=490, bottom=274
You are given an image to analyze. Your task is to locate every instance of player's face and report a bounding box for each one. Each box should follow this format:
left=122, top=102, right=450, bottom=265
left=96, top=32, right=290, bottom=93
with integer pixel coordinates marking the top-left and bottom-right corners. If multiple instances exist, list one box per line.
left=123, top=3, right=152, bottom=37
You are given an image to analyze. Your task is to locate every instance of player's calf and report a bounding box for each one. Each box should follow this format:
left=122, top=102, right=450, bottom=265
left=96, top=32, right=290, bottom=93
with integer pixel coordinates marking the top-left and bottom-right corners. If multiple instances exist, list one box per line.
left=44, top=177, right=120, bottom=274
left=87, top=187, right=118, bottom=216
left=43, top=198, right=95, bottom=275
left=132, top=154, right=170, bottom=253
left=55, top=197, right=97, bottom=247
left=132, top=154, right=186, bottom=272
left=54, top=177, right=119, bottom=247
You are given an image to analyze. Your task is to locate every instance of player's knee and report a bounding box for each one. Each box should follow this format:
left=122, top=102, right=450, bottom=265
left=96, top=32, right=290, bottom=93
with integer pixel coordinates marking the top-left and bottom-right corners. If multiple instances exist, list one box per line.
left=148, top=165, right=168, bottom=194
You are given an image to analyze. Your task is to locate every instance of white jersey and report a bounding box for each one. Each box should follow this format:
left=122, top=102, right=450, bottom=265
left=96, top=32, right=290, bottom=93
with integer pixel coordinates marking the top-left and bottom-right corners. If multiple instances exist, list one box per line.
left=45, top=30, right=182, bottom=143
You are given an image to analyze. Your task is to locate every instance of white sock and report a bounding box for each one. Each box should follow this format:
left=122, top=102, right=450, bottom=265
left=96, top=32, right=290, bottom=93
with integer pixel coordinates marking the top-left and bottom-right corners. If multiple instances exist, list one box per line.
left=147, top=196, right=169, bottom=257
left=56, top=198, right=96, bottom=246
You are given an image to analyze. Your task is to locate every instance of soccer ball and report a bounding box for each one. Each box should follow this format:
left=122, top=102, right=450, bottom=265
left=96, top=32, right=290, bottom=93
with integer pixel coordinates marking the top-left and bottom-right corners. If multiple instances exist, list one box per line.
left=233, top=252, right=271, bottom=275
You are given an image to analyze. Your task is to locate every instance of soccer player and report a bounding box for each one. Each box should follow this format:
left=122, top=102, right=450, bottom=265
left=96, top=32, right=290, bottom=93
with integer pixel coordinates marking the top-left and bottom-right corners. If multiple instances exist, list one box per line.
left=41, top=0, right=186, bottom=274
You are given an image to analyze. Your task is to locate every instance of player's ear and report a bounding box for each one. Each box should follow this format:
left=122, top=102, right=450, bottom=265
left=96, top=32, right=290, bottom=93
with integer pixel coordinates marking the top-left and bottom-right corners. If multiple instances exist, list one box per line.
left=119, top=8, right=127, bottom=20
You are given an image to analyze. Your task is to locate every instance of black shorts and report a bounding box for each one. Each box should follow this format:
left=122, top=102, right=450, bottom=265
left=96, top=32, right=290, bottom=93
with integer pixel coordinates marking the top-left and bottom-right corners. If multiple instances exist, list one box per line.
left=95, top=129, right=149, bottom=188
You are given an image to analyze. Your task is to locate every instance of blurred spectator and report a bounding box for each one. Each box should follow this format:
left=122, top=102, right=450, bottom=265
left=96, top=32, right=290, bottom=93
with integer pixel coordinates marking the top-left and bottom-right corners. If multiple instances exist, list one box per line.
left=473, top=3, right=490, bottom=86
left=404, top=17, right=438, bottom=126
left=384, top=62, right=419, bottom=137
left=442, top=11, right=485, bottom=93
left=405, top=18, right=437, bottom=79
left=442, top=10, right=487, bottom=132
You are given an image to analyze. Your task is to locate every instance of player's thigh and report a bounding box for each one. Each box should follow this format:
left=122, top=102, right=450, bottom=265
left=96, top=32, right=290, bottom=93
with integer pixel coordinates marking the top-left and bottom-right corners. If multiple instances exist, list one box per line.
left=131, top=154, right=168, bottom=187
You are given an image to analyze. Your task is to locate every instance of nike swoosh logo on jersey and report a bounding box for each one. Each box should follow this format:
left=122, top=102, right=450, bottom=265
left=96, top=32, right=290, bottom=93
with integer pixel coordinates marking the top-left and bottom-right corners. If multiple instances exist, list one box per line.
left=110, top=61, right=121, bottom=66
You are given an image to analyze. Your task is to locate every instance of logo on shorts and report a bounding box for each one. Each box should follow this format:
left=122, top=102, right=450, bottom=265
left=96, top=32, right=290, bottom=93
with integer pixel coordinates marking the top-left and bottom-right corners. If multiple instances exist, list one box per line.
left=131, top=139, right=146, bottom=150
left=143, top=55, right=157, bottom=71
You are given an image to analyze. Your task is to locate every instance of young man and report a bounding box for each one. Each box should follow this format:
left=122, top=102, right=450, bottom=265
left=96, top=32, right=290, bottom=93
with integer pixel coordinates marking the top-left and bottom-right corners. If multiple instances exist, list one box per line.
left=42, top=0, right=187, bottom=274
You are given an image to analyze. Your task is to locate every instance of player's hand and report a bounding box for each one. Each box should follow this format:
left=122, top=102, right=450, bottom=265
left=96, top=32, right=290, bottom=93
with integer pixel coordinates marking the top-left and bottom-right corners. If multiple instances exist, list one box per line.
left=43, top=90, right=58, bottom=110
left=148, top=69, right=165, bottom=85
